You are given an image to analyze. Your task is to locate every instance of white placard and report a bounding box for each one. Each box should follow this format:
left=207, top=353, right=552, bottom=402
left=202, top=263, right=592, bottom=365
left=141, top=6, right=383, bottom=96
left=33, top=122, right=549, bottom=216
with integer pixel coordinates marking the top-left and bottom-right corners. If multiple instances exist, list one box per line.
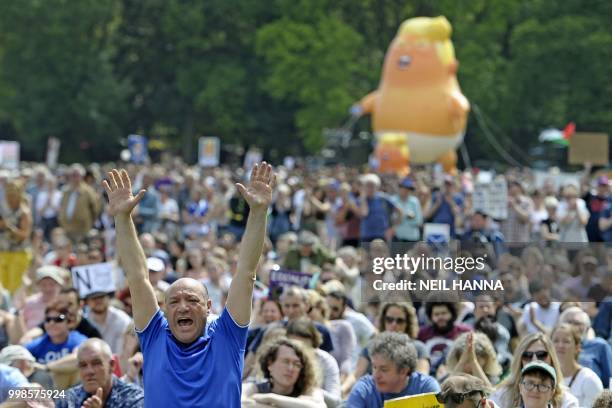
left=46, top=137, right=61, bottom=168
left=423, top=223, right=450, bottom=243
left=198, top=137, right=220, bottom=167
left=0, top=141, right=20, bottom=170
left=473, top=180, right=508, bottom=220
left=476, top=171, right=493, bottom=184
left=71, top=262, right=116, bottom=299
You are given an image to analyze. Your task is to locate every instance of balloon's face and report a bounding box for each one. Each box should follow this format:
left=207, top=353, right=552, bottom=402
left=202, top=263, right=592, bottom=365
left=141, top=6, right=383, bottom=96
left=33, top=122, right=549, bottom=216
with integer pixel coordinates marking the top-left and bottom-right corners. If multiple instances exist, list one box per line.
left=383, top=34, right=449, bottom=86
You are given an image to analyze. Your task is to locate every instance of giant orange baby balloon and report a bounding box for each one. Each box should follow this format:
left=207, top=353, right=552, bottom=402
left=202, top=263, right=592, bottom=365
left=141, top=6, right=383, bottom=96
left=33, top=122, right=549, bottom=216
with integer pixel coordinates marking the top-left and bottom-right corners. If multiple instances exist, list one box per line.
left=352, top=16, right=470, bottom=175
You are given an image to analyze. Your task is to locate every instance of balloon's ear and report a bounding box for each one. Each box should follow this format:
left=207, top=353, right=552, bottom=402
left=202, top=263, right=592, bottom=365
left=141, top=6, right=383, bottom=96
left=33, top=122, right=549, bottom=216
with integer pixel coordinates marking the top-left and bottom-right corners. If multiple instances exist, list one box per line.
left=448, top=59, right=458, bottom=74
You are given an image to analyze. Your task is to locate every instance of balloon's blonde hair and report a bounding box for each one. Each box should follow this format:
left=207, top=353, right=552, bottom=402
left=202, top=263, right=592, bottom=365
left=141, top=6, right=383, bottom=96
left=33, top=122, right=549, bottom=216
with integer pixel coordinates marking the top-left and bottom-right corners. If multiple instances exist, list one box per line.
left=397, top=16, right=455, bottom=66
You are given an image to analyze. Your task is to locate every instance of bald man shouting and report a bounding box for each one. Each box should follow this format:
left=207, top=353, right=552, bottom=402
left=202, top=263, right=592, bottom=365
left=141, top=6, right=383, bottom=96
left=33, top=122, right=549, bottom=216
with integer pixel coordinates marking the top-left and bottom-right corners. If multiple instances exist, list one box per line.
left=103, top=162, right=275, bottom=408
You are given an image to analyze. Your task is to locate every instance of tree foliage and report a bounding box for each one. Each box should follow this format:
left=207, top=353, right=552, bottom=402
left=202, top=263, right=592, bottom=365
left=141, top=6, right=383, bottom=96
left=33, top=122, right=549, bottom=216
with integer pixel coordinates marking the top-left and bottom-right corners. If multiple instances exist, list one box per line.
left=0, top=0, right=610, bottom=164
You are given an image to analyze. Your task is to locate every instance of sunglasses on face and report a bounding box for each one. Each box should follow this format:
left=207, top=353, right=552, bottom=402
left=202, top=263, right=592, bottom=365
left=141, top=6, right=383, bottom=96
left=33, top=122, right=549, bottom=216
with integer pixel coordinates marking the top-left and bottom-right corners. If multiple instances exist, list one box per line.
left=384, top=316, right=406, bottom=325
left=436, top=390, right=482, bottom=405
left=522, top=350, right=549, bottom=361
left=45, top=314, right=67, bottom=324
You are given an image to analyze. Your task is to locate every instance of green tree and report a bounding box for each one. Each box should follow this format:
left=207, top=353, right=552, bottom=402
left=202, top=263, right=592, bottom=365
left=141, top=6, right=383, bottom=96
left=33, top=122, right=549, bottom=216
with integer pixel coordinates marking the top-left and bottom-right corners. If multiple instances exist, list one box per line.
left=0, top=0, right=128, bottom=162
left=255, top=0, right=370, bottom=152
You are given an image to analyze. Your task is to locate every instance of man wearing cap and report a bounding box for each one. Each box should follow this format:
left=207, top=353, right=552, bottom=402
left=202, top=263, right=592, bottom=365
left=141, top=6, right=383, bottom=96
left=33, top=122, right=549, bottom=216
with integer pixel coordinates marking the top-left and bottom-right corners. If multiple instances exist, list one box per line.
left=357, top=174, right=401, bottom=242
left=85, top=291, right=132, bottom=355
left=22, top=266, right=65, bottom=329
left=390, top=178, right=423, bottom=242
left=518, top=361, right=558, bottom=408
left=597, top=183, right=612, bottom=242
left=0, top=345, right=53, bottom=390
left=283, top=230, right=336, bottom=272
left=583, top=175, right=611, bottom=242
left=461, top=211, right=505, bottom=257
left=0, top=363, right=29, bottom=403
left=103, top=163, right=275, bottom=407
left=425, top=175, right=463, bottom=238
left=437, top=373, right=499, bottom=408
left=146, top=257, right=169, bottom=291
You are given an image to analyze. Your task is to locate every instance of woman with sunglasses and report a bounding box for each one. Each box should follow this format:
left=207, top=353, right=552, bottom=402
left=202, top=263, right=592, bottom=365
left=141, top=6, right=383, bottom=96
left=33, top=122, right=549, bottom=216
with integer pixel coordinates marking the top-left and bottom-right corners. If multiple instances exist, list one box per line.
left=24, top=301, right=88, bottom=370
left=551, top=324, right=603, bottom=407
left=341, top=302, right=428, bottom=396
left=490, top=333, right=578, bottom=408
left=242, top=338, right=325, bottom=407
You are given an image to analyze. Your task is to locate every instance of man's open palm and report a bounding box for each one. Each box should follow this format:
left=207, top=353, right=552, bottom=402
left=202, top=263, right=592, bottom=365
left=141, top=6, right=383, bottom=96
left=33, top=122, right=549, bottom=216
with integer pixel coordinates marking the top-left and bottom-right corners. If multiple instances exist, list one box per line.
left=236, top=162, right=275, bottom=210
left=102, top=169, right=145, bottom=216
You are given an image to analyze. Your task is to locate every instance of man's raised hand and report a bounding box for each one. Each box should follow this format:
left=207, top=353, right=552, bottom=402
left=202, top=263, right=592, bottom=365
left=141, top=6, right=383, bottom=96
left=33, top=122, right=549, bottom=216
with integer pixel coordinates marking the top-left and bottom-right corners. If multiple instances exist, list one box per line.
left=81, top=387, right=103, bottom=408
left=236, top=162, right=276, bottom=211
left=102, top=169, right=146, bottom=217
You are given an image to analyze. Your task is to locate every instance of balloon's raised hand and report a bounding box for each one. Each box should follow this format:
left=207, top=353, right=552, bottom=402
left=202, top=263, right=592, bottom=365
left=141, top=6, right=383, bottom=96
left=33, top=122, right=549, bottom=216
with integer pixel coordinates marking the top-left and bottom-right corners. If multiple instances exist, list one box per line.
left=236, top=162, right=276, bottom=211
left=102, top=169, right=146, bottom=217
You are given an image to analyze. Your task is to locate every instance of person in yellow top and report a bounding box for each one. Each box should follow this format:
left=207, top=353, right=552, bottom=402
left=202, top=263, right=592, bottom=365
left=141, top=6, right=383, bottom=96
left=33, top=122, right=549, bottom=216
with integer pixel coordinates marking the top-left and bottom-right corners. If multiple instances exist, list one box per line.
left=0, top=179, right=32, bottom=293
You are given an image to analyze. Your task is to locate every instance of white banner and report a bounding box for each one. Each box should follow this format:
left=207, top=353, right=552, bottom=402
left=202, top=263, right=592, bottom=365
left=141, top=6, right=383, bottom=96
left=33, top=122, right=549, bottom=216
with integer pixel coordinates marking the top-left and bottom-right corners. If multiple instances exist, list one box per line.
left=71, top=262, right=116, bottom=299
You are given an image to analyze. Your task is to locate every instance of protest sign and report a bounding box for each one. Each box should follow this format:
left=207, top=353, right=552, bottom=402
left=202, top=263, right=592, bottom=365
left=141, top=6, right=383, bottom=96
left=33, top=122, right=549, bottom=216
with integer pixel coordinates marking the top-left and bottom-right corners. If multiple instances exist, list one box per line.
left=569, top=132, right=608, bottom=165
left=128, top=134, right=148, bottom=164
left=423, top=223, right=450, bottom=244
left=71, top=262, right=116, bottom=299
left=0, top=141, right=20, bottom=170
left=268, top=267, right=314, bottom=299
left=473, top=179, right=508, bottom=220
left=198, top=137, right=220, bottom=167
left=385, top=392, right=443, bottom=407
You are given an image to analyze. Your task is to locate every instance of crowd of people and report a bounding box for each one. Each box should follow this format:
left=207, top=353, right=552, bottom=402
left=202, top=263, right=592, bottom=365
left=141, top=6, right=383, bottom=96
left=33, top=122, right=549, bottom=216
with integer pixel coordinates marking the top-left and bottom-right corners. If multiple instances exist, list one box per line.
left=0, top=157, right=610, bottom=408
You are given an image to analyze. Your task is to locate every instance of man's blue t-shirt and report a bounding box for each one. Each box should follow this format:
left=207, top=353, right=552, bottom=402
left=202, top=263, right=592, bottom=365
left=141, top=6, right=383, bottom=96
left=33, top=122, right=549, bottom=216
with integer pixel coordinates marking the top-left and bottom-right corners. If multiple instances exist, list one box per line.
left=600, top=205, right=612, bottom=242
left=137, top=308, right=248, bottom=408
left=25, top=331, right=87, bottom=364
left=430, top=192, right=463, bottom=237
left=347, top=372, right=440, bottom=408
left=360, top=193, right=395, bottom=240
